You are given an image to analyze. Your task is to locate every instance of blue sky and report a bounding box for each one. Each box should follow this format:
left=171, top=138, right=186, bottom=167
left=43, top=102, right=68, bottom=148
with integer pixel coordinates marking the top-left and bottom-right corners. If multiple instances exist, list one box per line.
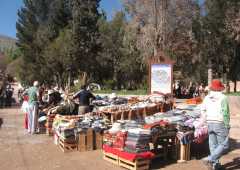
left=0, top=0, right=123, bottom=38
left=0, top=0, right=205, bottom=39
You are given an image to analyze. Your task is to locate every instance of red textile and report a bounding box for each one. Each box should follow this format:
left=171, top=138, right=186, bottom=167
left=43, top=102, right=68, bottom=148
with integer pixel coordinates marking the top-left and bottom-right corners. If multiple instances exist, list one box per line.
left=103, top=144, right=120, bottom=155
left=102, top=145, right=155, bottom=161
left=24, top=113, right=28, bottom=129
left=118, top=150, right=155, bottom=161
left=143, top=120, right=168, bottom=129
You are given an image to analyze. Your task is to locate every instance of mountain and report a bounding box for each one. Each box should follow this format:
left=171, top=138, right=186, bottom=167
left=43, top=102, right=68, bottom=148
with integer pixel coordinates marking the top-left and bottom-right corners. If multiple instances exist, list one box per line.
left=0, top=35, right=16, bottom=53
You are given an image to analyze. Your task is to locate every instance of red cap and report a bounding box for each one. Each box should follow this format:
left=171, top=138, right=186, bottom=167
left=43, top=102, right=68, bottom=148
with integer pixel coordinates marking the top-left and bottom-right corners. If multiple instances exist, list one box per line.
left=210, top=79, right=225, bottom=91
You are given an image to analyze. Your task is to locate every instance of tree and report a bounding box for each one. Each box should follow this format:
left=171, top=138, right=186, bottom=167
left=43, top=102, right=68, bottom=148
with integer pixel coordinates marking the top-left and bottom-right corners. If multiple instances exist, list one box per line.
left=98, top=11, right=144, bottom=89
left=123, top=0, right=198, bottom=58
left=43, top=29, right=75, bottom=87
left=71, top=0, right=102, bottom=82
left=16, top=0, right=53, bottom=84
left=225, top=1, right=240, bottom=91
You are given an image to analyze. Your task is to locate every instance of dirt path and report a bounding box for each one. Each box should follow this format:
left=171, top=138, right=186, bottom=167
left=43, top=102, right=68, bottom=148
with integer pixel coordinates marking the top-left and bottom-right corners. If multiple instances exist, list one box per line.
left=0, top=90, right=239, bottom=170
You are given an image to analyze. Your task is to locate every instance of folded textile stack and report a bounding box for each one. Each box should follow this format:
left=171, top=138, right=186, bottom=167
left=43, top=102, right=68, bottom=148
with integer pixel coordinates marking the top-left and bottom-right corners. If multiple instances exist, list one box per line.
left=112, top=131, right=127, bottom=150
left=103, top=132, right=117, bottom=146
left=123, top=120, right=143, bottom=130
left=108, top=122, right=124, bottom=134
left=176, top=131, right=194, bottom=145
left=124, top=128, right=151, bottom=153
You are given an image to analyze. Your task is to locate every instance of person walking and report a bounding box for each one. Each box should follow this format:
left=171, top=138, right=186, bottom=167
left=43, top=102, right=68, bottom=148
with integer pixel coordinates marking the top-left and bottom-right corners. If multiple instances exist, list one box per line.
left=27, top=81, right=39, bottom=134
left=201, top=79, right=230, bottom=170
left=73, top=85, right=95, bottom=114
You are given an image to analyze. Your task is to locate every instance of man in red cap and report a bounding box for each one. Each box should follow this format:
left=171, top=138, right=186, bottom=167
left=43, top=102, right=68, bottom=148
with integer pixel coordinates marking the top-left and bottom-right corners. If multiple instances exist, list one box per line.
left=201, top=79, right=230, bottom=170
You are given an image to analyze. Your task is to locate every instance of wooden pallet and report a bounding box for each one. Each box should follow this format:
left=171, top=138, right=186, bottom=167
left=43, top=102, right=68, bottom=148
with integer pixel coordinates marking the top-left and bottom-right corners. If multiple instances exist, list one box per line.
left=177, top=143, right=191, bottom=163
left=119, top=158, right=150, bottom=170
left=59, top=138, right=78, bottom=153
left=103, top=152, right=119, bottom=166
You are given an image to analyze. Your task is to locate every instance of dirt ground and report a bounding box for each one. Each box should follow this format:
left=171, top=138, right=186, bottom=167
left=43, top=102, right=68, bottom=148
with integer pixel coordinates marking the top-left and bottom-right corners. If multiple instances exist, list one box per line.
left=0, top=88, right=239, bottom=170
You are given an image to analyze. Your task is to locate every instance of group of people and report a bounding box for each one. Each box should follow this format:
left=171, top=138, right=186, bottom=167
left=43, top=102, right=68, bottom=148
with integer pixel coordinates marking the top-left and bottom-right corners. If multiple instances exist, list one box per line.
left=21, top=81, right=96, bottom=134
left=174, top=82, right=206, bottom=99
left=0, top=83, right=14, bottom=108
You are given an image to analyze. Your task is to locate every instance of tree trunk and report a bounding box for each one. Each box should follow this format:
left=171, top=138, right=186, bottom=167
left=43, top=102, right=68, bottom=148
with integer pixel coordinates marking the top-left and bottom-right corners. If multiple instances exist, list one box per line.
left=208, top=59, right=213, bottom=86
left=234, top=80, right=237, bottom=92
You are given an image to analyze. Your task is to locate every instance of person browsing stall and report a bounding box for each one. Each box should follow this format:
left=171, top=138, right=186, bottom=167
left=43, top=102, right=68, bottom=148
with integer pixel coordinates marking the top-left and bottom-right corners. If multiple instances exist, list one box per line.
left=73, top=85, right=95, bottom=114
left=27, top=81, right=39, bottom=134
left=201, top=79, right=230, bottom=170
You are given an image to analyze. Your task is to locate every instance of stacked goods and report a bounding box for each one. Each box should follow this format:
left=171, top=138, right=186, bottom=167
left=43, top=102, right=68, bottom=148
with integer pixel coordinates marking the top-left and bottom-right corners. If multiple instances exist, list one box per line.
left=97, top=94, right=174, bottom=123
left=103, top=121, right=157, bottom=154
left=128, top=97, right=141, bottom=105
left=52, top=115, right=78, bottom=152
left=102, top=122, right=154, bottom=170
left=124, top=129, right=151, bottom=153
left=52, top=113, right=111, bottom=152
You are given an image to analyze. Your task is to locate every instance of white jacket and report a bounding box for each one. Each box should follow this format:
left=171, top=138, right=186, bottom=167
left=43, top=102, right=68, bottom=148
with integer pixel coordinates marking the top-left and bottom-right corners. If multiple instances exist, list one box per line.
left=201, top=91, right=227, bottom=123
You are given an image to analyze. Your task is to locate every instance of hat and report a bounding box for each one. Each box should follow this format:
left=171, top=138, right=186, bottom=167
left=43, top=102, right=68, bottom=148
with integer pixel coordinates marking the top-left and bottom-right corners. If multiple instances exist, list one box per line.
left=48, top=90, right=54, bottom=95
left=210, top=79, right=225, bottom=91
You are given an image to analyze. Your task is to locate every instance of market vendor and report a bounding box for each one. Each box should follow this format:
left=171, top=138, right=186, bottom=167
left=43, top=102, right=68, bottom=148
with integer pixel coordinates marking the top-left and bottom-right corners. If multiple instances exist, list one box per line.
left=201, top=79, right=230, bottom=170
left=73, top=85, right=96, bottom=114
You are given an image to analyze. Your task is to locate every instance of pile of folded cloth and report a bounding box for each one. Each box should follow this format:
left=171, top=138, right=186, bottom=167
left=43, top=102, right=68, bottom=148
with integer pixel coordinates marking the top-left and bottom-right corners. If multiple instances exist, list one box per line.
left=176, top=131, right=194, bottom=145
left=112, top=131, right=128, bottom=150
left=124, top=128, right=151, bottom=153
left=123, top=120, right=144, bottom=130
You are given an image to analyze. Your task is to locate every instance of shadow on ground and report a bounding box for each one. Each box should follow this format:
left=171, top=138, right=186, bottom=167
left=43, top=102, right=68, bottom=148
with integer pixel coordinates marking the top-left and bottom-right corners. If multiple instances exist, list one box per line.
left=223, top=138, right=240, bottom=170
left=151, top=139, right=209, bottom=169
left=150, top=138, right=240, bottom=170
left=223, top=157, right=240, bottom=170
left=229, top=138, right=240, bottom=151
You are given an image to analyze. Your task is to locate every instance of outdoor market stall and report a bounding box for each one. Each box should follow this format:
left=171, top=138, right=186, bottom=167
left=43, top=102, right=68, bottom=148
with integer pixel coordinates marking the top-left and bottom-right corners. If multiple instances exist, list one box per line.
left=42, top=94, right=209, bottom=170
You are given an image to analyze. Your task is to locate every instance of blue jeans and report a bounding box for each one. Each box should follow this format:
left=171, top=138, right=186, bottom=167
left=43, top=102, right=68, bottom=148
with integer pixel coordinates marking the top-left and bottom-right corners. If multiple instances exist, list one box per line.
left=207, top=122, right=229, bottom=166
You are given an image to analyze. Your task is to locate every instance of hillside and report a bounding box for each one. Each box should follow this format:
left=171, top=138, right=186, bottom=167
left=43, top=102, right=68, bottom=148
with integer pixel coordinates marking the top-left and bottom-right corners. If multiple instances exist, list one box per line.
left=0, top=35, right=16, bottom=52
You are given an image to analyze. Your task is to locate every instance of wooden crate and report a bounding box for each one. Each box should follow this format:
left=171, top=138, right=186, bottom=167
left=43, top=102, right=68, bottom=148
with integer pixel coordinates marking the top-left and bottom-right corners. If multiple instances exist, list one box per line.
left=119, top=157, right=150, bottom=170
left=59, top=138, right=78, bottom=153
left=95, top=132, right=103, bottom=150
left=78, top=131, right=87, bottom=151
left=103, top=152, right=119, bottom=166
left=87, top=128, right=94, bottom=150
left=78, top=129, right=94, bottom=152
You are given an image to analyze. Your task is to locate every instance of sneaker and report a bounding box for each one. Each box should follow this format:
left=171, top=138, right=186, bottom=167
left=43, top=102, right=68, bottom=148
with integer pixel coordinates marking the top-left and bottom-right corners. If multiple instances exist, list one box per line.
left=213, top=163, right=225, bottom=170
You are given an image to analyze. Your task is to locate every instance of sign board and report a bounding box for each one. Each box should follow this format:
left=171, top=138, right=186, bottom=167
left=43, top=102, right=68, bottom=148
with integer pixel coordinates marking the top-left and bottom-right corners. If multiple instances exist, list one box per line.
left=150, top=63, right=173, bottom=95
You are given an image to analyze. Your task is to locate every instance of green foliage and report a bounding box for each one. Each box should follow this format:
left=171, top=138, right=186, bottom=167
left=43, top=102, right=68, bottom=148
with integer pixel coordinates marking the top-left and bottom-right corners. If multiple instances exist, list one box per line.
left=15, top=0, right=240, bottom=91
